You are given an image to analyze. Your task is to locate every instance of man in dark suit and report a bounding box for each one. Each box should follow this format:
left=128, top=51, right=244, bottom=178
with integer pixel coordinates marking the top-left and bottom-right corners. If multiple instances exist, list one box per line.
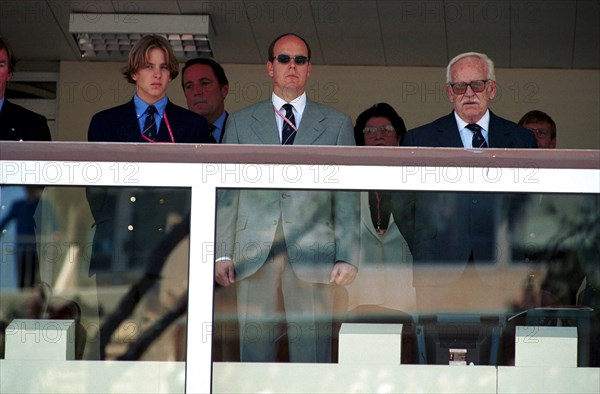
left=0, top=38, right=50, bottom=290
left=181, top=57, right=232, bottom=359
left=181, top=58, right=229, bottom=143
left=215, top=33, right=359, bottom=363
left=0, top=37, right=51, bottom=141
left=400, top=52, right=537, bottom=311
left=86, top=35, right=211, bottom=357
left=88, top=35, right=210, bottom=143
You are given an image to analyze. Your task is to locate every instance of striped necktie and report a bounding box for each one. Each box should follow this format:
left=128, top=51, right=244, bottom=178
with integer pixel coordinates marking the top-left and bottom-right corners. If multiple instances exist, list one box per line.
left=466, top=123, right=487, bottom=148
left=281, top=103, right=296, bottom=145
left=143, top=105, right=158, bottom=140
left=208, top=124, right=217, bottom=143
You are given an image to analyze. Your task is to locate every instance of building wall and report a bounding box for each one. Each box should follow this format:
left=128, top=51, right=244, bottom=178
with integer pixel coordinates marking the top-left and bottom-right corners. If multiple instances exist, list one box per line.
left=57, top=61, right=599, bottom=149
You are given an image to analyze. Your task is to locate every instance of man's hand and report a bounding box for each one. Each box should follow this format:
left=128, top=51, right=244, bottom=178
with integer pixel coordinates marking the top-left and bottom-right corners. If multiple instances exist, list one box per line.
left=215, top=259, right=235, bottom=287
left=329, top=261, right=357, bottom=286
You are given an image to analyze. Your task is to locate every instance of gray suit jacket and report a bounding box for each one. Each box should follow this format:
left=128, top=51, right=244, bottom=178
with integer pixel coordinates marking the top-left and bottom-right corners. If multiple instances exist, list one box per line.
left=223, top=99, right=355, bottom=145
left=217, top=99, right=359, bottom=283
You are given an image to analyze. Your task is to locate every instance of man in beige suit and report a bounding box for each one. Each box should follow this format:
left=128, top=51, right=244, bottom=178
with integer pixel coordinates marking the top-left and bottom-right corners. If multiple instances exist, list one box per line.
left=215, top=33, right=359, bottom=363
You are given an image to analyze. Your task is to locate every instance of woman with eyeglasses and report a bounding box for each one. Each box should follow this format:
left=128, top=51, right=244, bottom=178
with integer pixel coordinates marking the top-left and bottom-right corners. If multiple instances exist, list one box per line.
left=347, top=103, right=415, bottom=314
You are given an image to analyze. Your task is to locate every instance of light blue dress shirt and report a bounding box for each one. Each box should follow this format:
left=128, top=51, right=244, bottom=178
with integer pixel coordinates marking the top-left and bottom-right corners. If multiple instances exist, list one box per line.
left=134, top=95, right=168, bottom=135
left=455, top=109, right=490, bottom=148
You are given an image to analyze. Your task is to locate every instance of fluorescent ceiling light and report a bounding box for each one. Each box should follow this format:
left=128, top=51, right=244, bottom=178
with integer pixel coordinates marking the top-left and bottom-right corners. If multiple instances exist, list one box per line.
left=69, top=13, right=212, bottom=59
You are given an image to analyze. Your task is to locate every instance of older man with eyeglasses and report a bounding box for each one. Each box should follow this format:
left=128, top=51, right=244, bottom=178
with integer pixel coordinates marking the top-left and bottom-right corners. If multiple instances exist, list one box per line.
left=398, top=52, right=537, bottom=312
left=403, top=52, right=537, bottom=149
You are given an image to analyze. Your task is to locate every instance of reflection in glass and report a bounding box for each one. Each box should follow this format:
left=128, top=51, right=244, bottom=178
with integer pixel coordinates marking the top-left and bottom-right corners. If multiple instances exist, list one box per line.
left=1, top=185, right=597, bottom=368
left=212, top=188, right=599, bottom=367
left=0, top=185, right=191, bottom=364
left=0, top=186, right=45, bottom=288
left=215, top=188, right=360, bottom=363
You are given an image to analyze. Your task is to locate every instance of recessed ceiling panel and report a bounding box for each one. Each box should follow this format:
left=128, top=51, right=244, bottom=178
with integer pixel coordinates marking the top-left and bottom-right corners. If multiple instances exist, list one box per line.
left=247, top=0, right=321, bottom=64
left=379, top=0, right=447, bottom=66
left=312, top=0, right=384, bottom=66
left=573, top=0, right=600, bottom=69
left=445, top=0, right=511, bottom=67
left=0, top=0, right=597, bottom=69
left=0, top=0, right=83, bottom=62
left=510, top=0, right=576, bottom=68
left=179, top=0, right=262, bottom=64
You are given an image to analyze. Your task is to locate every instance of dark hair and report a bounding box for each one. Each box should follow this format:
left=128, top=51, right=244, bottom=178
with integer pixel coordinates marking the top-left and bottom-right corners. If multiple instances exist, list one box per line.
left=181, top=57, right=229, bottom=89
left=268, top=33, right=311, bottom=61
left=0, top=37, right=17, bottom=74
left=518, top=110, right=557, bottom=139
left=122, top=34, right=179, bottom=84
left=354, top=103, right=407, bottom=146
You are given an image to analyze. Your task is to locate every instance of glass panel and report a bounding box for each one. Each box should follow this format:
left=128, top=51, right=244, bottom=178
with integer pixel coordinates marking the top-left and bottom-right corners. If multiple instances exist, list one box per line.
left=0, top=185, right=191, bottom=365
left=212, top=188, right=599, bottom=368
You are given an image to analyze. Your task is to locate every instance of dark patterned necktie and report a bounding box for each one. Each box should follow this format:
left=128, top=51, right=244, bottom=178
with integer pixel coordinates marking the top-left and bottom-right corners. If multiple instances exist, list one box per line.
left=208, top=124, right=217, bottom=143
left=281, top=103, right=296, bottom=145
left=143, top=105, right=157, bottom=140
left=466, top=123, right=488, bottom=148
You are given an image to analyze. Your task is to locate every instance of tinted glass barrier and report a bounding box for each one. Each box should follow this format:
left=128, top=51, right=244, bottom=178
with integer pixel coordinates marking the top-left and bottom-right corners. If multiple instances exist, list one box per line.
left=1, top=142, right=598, bottom=394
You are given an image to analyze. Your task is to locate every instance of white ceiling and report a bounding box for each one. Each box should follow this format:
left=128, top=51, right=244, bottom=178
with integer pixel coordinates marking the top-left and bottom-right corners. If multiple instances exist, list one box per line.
left=1, top=0, right=598, bottom=70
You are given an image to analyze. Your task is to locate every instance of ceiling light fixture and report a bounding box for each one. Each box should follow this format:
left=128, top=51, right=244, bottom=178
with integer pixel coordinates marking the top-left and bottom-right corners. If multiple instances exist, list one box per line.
left=69, top=13, right=212, bottom=60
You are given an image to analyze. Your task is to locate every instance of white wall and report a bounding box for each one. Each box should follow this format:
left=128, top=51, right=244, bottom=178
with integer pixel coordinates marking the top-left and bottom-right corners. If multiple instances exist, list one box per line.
left=57, top=61, right=599, bottom=149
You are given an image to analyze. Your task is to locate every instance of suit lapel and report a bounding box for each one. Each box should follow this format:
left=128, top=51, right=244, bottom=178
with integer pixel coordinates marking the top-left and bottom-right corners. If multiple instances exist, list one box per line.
left=120, top=100, right=144, bottom=142
left=487, top=111, right=511, bottom=148
left=361, top=192, right=381, bottom=238
left=0, top=101, right=11, bottom=135
left=294, top=100, right=326, bottom=145
left=249, top=101, right=280, bottom=144
left=437, top=112, right=464, bottom=147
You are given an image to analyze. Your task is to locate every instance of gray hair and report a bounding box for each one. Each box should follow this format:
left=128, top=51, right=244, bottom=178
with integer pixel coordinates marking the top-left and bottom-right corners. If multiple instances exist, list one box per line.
left=446, top=52, right=495, bottom=84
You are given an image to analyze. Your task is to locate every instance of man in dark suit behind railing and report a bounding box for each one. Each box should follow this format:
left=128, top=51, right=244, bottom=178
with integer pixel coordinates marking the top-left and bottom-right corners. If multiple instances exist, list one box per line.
left=0, top=37, right=51, bottom=290
left=399, top=52, right=537, bottom=312
left=181, top=57, right=229, bottom=143
left=85, top=35, right=212, bottom=358
left=0, top=37, right=51, bottom=141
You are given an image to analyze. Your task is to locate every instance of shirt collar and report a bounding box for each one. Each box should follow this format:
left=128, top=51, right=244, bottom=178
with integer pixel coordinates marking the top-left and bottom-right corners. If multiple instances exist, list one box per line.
left=134, top=94, right=169, bottom=118
left=455, top=109, right=491, bottom=148
left=271, top=92, right=307, bottom=115
left=212, top=111, right=227, bottom=130
left=211, top=111, right=228, bottom=142
left=454, top=109, right=490, bottom=132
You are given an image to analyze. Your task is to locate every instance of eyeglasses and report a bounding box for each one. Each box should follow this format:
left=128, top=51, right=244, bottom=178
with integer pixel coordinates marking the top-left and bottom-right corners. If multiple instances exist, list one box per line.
left=271, top=54, right=310, bottom=65
left=363, top=125, right=396, bottom=136
left=449, top=79, right=489, bottom=95
left=527, top=127, right=550, bottom=138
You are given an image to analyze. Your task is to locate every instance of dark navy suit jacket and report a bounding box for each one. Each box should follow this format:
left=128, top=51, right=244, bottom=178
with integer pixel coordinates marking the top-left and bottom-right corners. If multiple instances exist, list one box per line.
left=88, top=99, right=211, bottom=143
left=0, top=100, right=51, bottom=141
left=399, top=111, right=537, bottom=284
left=86, top=99, right=211, bottom=275
left=403, top=110, right=537, bottom=148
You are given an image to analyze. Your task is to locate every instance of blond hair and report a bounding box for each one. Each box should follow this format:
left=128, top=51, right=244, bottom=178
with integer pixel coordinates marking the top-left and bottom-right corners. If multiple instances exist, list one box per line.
left=122, top=34, right=179, bottom=84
